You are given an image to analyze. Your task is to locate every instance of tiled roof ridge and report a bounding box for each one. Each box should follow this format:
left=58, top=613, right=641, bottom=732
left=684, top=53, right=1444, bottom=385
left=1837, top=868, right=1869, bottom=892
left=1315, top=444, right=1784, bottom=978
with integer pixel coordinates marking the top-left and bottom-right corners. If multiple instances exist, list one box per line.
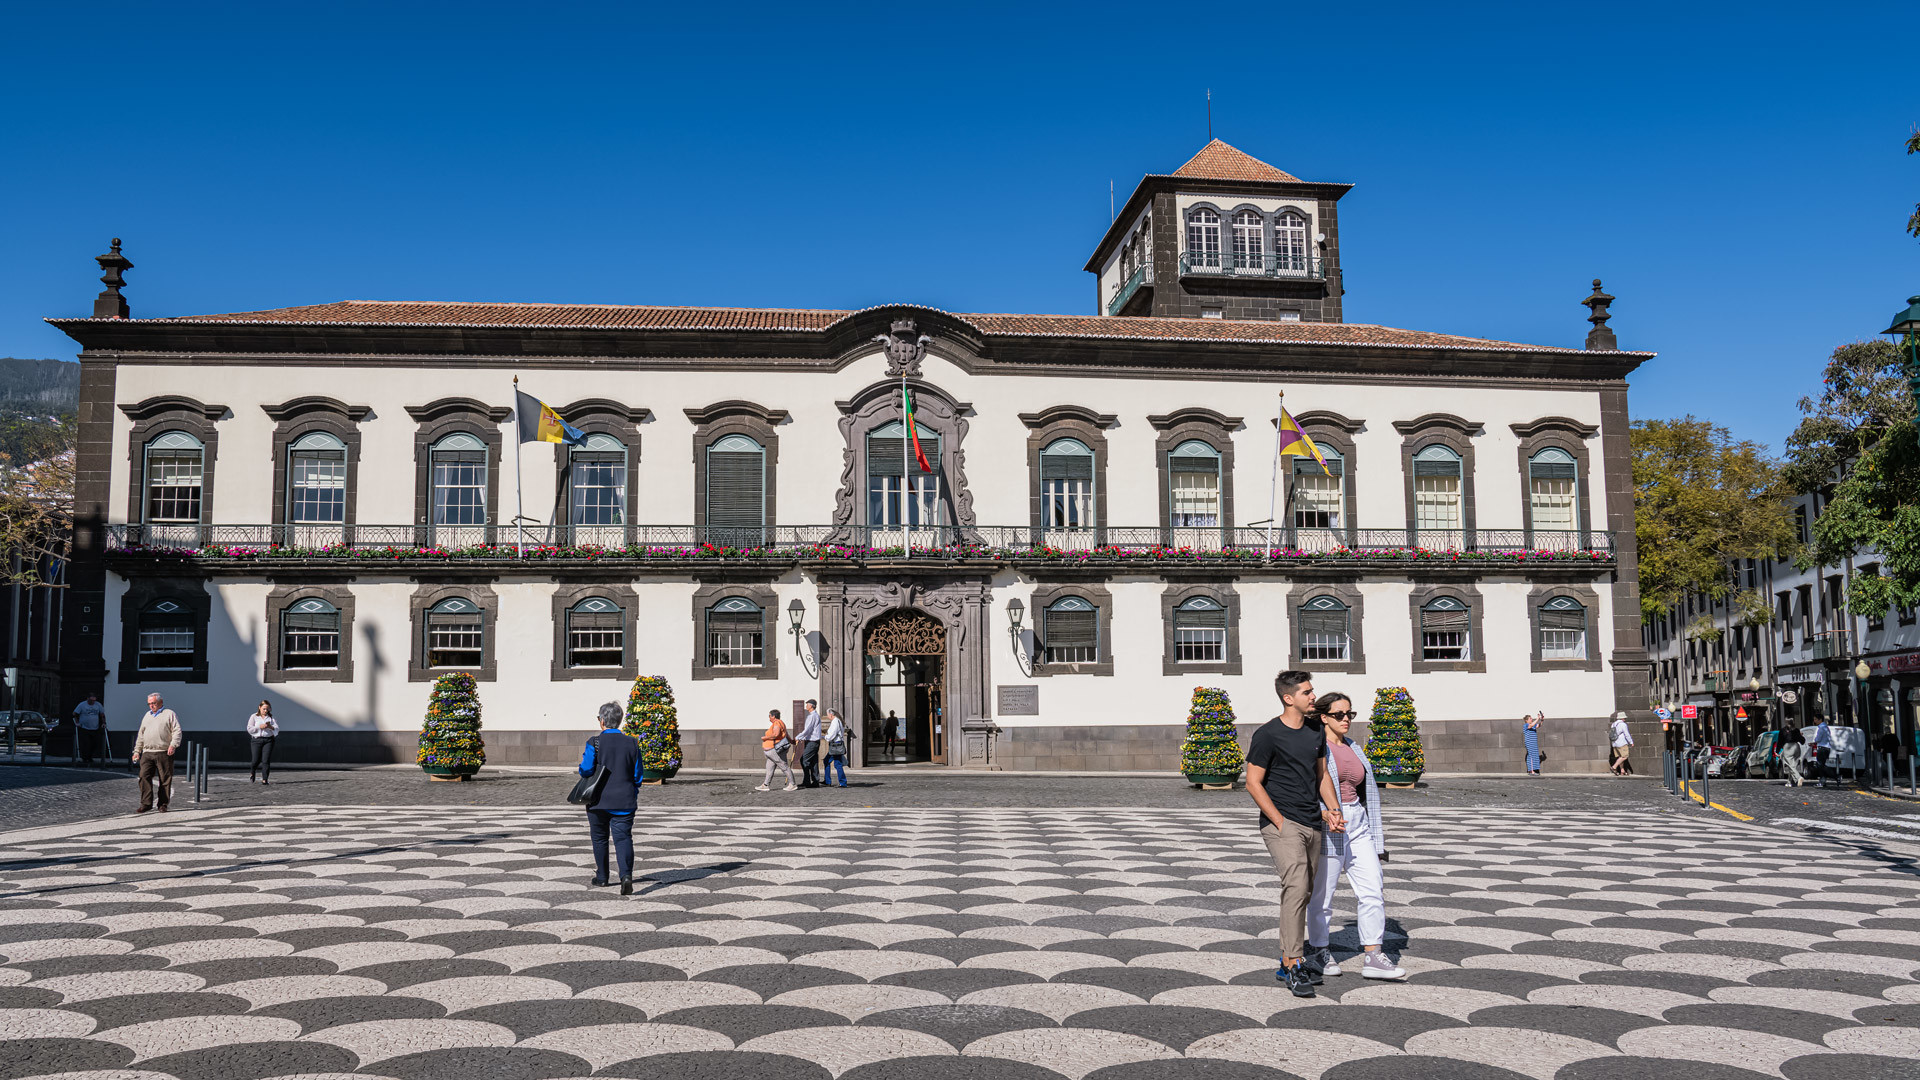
left=1171, top=139, right=1302, bottom=183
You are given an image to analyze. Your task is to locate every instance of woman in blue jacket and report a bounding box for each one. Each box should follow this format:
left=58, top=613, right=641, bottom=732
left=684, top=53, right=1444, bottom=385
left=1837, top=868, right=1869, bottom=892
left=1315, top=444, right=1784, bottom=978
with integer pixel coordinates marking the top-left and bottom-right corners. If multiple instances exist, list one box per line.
left=579, top=702, right=645, bottom=894
left=1305, top=693, right=1405, bottom=981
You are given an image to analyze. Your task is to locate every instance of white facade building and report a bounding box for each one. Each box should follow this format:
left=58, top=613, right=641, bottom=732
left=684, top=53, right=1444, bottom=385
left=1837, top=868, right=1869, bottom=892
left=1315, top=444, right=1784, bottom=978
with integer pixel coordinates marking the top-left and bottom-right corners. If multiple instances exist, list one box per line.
left=55, top=143, right=1656, bottom=772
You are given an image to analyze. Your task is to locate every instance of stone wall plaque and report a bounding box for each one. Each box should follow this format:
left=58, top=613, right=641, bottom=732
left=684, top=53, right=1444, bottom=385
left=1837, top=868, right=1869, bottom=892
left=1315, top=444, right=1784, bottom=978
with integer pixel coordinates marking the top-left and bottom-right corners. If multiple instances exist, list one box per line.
left=996, top=685, right=1039, bottom=716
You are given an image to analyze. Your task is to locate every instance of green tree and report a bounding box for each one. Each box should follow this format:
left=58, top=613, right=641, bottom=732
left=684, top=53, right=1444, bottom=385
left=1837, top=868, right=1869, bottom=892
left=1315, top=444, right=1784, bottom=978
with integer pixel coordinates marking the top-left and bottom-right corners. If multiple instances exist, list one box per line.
left=1179, top=686, right=1245, bottom=779
left=1783, top=339, right=1920, bottom=614
left=1631, top=417, right=1798, bottom=619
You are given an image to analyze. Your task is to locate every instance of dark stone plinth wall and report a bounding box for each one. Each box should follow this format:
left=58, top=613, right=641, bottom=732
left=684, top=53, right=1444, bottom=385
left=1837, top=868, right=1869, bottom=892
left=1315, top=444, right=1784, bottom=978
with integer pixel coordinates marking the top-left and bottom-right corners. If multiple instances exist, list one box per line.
left=177, top=718, right=1613, bottom=774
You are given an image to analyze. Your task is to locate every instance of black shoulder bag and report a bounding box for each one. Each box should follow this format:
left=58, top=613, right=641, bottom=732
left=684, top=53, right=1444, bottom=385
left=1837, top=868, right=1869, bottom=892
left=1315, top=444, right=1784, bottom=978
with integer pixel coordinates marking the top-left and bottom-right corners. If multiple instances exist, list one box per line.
left=567, top=735, right=611, bottom=806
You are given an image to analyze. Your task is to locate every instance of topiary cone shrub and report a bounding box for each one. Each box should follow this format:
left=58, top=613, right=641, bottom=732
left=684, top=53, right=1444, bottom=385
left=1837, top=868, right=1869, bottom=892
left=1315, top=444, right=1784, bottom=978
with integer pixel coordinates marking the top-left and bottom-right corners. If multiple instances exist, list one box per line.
left=1364, top=686, right=1425, bottom=783
left=417, top=671, right=485, bottom=778
left=1179, top=686, right=1246, bottom=784
left=623, top=675, right=682, bottom=778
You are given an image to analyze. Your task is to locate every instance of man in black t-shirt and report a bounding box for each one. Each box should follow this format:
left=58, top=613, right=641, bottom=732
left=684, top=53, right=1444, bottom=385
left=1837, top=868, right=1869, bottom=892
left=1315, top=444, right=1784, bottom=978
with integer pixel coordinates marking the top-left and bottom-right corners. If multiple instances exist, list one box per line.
left=1246, top=669, right=1344, bottom=998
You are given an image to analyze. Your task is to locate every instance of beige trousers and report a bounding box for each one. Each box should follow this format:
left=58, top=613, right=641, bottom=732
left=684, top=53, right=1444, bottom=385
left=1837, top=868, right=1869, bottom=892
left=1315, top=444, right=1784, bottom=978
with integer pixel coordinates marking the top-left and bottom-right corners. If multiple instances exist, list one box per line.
left=1260, top=817, right=1324, bottom=960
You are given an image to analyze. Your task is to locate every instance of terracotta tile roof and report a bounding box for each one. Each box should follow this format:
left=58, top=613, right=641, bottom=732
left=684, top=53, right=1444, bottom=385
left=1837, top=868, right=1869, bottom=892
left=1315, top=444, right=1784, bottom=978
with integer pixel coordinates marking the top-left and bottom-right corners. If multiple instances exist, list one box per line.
left=107, top=299, right=1641, bottom=355
left=1171, top=140, right=1301, bottom=184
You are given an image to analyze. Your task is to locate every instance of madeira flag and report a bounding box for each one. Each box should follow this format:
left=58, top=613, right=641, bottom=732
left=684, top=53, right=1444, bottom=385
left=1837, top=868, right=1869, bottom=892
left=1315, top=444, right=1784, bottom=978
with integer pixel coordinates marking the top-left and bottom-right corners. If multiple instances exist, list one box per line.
left=1277, top=407, right=1330, bottom=476
left=516, top=389, right=585, bottom=445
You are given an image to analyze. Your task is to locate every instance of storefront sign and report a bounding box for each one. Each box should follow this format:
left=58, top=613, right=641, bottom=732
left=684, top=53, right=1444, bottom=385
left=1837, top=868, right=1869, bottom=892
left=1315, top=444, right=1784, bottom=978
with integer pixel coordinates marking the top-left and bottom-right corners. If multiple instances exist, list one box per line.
left=1878, top=652, right=1920, bottom=674
left=995, top=686, right=1039, bottom=716
left=1681, top=705, right=1698, bottom=720
left=1780, top=689, right=1799, bottom=705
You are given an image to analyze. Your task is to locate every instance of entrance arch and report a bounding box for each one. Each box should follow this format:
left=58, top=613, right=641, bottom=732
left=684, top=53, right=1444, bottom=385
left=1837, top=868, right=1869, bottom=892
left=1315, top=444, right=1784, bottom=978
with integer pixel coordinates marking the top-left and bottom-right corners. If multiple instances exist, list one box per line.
left=863, top=609, right=947, bottom=764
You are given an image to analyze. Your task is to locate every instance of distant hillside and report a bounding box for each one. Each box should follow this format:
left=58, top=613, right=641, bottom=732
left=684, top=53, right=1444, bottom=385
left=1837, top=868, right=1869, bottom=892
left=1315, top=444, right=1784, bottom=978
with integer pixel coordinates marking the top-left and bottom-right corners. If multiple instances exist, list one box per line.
left=0, top=359, right=80, bottom=411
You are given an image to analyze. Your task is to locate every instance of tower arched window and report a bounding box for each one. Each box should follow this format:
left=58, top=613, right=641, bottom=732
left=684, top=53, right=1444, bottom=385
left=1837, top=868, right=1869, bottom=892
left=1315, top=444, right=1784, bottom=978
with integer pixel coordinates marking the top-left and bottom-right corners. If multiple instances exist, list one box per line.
left=143, top=431, right=204, bottom=524
left=867, top=420, right=942, bottom=529
left=1275, top=211, right=1308, bottom=273
left=569, top=432, right=627, bottom=543
left=288, top=432, right=347, bottom=525
left=1528, top=447, right=1578, bottom=538
left=1040, top=437, right=1095, bottom=533
left=1412, top=444, right=1463, bottom=544
left=1168, top=439, right=1221, bottom=530
left=1231, top=210, right=1264, bottom=272
left=1186, top=208, right=1221, bottom=269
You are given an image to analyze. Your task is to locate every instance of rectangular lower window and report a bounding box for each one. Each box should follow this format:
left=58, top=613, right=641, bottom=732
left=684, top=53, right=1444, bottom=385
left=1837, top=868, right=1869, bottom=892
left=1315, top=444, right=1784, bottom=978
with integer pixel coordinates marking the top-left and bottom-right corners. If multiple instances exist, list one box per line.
left=567, top=614, right=624, bottom=668
left=427, top=614, right=484, bottom=668
left=282, top=614, right=341, bottom=669
left=1174, top=627, right=1225, bottom=662
left=137, top=628, right=195, bottom=670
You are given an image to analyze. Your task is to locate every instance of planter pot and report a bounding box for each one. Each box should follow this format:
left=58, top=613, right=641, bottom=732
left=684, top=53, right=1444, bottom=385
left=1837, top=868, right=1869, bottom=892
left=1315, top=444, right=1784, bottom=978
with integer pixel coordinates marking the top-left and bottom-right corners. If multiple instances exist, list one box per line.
left=641, top=766, right=679, bottom=784
left=1375, top=771, right=1421, bottom=787
left=422, top=763, right=481, bottom=781
left=1185, top=772, right=1240, bottom=789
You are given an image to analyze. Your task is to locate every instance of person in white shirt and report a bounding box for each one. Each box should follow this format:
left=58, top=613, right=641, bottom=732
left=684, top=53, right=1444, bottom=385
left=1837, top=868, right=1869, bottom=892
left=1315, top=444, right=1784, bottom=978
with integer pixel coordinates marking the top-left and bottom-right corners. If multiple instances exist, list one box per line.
left=1609, top=712, right=1635, bottom=776
left=248, top=700, right=280, bottom=784
left=1811, top=719, right=1834, bottom=788
left=798, top=699, right=823, bottom=788
left=821, top=709, right=850, bottom=788
left=71, top=693, right=107, bottom=767
left=132, top=693, right=183, bottom=813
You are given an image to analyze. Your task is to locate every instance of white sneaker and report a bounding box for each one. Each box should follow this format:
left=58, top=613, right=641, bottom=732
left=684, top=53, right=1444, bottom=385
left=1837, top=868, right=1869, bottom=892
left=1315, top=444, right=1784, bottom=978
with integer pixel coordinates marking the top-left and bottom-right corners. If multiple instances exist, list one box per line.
left=1309, top=946, right=1341, bottom=976
left=1361, top=952, right=1407, bottom=980
left=753, top=784, right=770, bottom=792
left=782, top=784, right=799, bottom=792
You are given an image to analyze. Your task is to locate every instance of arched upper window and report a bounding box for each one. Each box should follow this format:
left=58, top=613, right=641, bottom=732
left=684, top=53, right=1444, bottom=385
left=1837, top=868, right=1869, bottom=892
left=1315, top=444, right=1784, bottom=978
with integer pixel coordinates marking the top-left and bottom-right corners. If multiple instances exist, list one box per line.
left=1231, top=210, right=1264, bottom=271
left=430, top=433, right=488, bottom=527
left=706, top=434, right=765, bottom=544
left=1412, top=445, right=1463, bottom=536
left=137, top=598, right=196, bottom=670
left=566, top=595, right=625, bottom=668
left=425, top=596, right=484, bottom=669
left=1528, top=447, right=1578, bottom=535
left=867, top=420, right=942, bottom=529
left=1275, top=211, right=1308, bottom=272
left=570, top=432, right=627, bottom=532
left=1173, top=595, right=1228, bottom=662
left=1293, top=445, right=1344, bottom=531
left=1041, top=438, right=1096, bottom=532
left=1168, top=439, right=1222, bottom=530
left=143, top=431, right=205, bottom=524
left=1539, top=595, right=1588, bottom=660
left=1298, top=595, right=1350, bottom=662
left=707, top=596, right=764, bottom=667
left=282, top=597, right=341, bottom=669
left=288, top=431, right=347, bottom=525
left=1186, top=208, right=1221, bottom=268
left=1420, top=595, right=1471, bottom=661
left=1043, top=595, right=1098, bottom=664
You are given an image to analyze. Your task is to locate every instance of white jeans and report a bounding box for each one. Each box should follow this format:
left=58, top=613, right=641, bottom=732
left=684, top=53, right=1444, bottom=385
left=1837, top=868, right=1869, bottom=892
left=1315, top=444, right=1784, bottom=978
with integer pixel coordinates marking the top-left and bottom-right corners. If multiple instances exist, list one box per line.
left=1307, top=801, right=1386, bottom=949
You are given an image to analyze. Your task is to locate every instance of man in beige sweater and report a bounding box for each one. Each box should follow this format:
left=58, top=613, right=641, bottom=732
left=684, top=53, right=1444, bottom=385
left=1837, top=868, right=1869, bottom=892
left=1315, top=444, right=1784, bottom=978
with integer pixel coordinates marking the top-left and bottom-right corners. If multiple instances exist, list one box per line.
left=132, top=693, right=183, bottom=813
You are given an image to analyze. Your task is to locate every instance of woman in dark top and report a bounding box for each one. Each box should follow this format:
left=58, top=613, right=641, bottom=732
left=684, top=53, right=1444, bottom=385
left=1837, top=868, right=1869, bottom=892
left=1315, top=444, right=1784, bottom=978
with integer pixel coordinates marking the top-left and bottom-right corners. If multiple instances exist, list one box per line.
left=578, top=702, right=645, bottom=893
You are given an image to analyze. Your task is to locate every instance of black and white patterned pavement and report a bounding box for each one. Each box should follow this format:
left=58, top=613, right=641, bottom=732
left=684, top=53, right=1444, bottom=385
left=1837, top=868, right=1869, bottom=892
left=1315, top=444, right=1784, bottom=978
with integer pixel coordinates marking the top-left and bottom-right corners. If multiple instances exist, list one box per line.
left=2, top=805, right=1918, bottom=1080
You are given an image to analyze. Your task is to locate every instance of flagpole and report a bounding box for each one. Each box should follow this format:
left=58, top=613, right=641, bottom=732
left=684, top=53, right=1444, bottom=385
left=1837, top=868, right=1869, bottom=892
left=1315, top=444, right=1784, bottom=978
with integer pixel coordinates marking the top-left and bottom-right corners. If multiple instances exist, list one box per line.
left=1267, top=390, right=1283, bottom=555
left=901, top=373, right=911, bottom=560
left=512, top=375, right=525, bottom=559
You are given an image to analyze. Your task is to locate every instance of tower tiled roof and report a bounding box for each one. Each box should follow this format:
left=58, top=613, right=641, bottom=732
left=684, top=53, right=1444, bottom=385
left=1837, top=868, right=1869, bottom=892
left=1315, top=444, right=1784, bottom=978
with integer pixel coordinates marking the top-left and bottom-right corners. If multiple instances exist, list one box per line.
left=1171, top=140, right=1301, bottom=183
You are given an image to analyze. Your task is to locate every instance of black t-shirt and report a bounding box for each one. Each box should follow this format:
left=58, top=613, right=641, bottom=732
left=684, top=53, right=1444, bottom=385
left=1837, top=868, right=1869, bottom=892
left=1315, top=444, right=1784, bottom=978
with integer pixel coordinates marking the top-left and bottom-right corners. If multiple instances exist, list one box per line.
left=1247, top=715, right=1324, bottom=831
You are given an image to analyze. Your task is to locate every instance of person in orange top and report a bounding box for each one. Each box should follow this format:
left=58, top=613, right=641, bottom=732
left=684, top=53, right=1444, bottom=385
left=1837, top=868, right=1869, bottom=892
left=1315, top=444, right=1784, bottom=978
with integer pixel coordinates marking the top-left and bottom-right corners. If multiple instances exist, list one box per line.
left=755, top=709, right=797, bottom=792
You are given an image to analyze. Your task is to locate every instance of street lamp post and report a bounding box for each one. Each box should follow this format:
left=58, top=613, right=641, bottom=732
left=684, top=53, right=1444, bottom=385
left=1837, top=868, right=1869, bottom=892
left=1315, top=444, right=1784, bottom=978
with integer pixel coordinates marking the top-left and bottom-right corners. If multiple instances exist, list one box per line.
left=1880, top=295, right=1920, bottom=455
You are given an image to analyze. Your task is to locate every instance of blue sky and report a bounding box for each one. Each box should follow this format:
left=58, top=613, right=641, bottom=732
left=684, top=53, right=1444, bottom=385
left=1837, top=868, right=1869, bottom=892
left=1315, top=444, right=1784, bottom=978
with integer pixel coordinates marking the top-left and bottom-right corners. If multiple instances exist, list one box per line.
left=2, top=1, right=1913, bottom=449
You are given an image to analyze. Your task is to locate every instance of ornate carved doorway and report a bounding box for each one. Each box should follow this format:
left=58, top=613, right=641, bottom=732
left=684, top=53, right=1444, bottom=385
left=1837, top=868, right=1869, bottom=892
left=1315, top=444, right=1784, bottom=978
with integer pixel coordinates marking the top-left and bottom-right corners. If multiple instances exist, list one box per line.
left=863, top=609, right=947, bottom=765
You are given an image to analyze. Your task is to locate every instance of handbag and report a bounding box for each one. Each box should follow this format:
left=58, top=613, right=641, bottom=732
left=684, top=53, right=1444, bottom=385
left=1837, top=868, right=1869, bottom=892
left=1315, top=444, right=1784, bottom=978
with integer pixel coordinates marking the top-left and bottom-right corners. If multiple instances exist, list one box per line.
left=567, top=735, right=611, bottom=806
left=826, top=727, right=848, bottom=756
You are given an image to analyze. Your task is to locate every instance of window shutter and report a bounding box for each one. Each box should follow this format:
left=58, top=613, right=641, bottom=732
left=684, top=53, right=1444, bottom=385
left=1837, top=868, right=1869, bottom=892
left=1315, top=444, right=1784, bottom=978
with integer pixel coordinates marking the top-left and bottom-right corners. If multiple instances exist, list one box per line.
left=1046, top=608, right=1097, bottom=649
left=708, top=606, right=763, bottom=635
left=1530, top=461, right=1576, bottom=480
left=1298, top=604, right=1347, bottom=638
left=1540, top=603, right=1586, bottom=632
left=1295, top=456, right=1342, bottom=478
left=870, top=435, right=938, bottom=476
left=1041, top=452, right=1094, bottom=481
left=1176, top=604, right=1228, bottom=630
left=1169, top=453, right=1218, bottom=474
left=1413, top=459, right=1460, bottom=478
left=707, top=451, right=764, bottom=528
left=1422, top=606, right=1469, bottom=633
left=570, top=610, right=621, bottom=630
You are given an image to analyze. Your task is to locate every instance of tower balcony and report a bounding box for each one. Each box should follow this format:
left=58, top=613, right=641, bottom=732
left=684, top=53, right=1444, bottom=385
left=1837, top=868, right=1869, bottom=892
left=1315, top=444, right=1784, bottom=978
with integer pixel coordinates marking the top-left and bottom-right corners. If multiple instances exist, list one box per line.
left=1107, top=264, right=1153, bottom=315
left=1179, top=251, right=1328, bottom=282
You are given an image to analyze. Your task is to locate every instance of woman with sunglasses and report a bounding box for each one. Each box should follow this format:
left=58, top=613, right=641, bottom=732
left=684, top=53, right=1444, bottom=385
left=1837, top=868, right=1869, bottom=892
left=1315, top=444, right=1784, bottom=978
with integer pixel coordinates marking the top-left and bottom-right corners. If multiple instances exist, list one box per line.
left=1304, top=693, right=1405, bottom=980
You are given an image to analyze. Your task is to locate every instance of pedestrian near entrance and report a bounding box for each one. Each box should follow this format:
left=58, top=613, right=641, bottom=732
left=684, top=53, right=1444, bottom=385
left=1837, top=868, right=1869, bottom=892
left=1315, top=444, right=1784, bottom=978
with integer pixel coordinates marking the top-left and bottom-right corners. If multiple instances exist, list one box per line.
left=1523, top=712, right=1544, bottom=775
left=1609, top=711, right=1635, bottom=776
left=579, top=702, right=644, bottom=893
left=1246, top=669, right=1345, bottom=999
left=799, top=699, right=823, bottom=788
left=1812, top=718, right=1833, bottom=788
left=132, top=693, right=182, bottom=813
left=247, top=701, right=279, bottom=783
left=822, top=708, right=850, bottom=788
left=756, top=709, right=797, bottom=792
left=71, top=693, right=106, bottom=767
left=1305, top=693, right=1405, bottom=981
left=1778, top=725, right=1806, bottom=786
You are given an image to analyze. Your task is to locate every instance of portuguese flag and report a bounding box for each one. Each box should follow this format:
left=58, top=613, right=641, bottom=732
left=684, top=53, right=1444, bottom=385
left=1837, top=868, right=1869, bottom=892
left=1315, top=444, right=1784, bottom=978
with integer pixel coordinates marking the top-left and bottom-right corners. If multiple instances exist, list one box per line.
left=904, top=386, right=933, bottom=473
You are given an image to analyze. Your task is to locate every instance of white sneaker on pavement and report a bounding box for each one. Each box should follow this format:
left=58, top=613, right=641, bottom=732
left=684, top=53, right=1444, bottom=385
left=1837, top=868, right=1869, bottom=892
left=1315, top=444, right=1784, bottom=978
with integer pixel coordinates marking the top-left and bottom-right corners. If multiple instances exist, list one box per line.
left=1310, top=946, right=1341, bottom=976
left=753, top=785, right=770, bottom=792
left=1361, top=952, right=1407, bottom=980
left=783, top=784, right=799, bottom=792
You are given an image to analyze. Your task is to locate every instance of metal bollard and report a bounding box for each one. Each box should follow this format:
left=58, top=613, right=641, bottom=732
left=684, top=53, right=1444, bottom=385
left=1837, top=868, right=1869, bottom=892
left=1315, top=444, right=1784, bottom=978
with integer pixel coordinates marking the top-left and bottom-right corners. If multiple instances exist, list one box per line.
left=194, top=745, right=204, bottom=803
left=1702, top=768, right=1710, bottom=809
left=1909, top=755, right=1916, bottom=796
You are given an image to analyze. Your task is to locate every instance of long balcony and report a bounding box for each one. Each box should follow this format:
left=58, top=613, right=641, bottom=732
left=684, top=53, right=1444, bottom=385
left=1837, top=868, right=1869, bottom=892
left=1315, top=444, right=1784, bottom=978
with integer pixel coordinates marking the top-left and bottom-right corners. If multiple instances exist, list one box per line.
left=1179, top=251, right=1327, bottom=281
left=1107, top=263, right=1153, bottom=315
left=105, top=523, right=1614, bottom=569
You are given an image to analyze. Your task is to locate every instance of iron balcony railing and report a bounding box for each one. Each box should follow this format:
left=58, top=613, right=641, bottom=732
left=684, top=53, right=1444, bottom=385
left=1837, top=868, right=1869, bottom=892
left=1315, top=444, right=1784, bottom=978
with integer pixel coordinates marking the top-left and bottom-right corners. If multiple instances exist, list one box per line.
left=1107, top=263, right=1153, bottom=315
left=1703, top=675, right=1733, bottom=694
left=1178, top=251, right=1327, bottom=281
left=106, top=523, right=1614, bottom=561
left=1810, top=631, right=1853, bottom=661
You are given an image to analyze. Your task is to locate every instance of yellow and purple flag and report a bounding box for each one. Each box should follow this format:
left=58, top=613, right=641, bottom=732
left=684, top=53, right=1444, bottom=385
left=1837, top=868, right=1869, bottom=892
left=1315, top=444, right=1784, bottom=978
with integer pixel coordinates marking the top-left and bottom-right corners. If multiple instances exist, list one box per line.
left=515, top=389, right=584, bottom=445
left=1278, top=407, right=1329, bottom=475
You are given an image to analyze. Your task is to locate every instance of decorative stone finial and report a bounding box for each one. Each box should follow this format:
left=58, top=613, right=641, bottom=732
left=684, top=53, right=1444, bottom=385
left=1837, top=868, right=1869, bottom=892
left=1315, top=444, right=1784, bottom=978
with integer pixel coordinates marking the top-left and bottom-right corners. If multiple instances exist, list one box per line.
left=1582, top=278, right=1616, bottom=351
left=93, top=238, right=133, bottom=320
left=873, top=317, right=934, bottom=378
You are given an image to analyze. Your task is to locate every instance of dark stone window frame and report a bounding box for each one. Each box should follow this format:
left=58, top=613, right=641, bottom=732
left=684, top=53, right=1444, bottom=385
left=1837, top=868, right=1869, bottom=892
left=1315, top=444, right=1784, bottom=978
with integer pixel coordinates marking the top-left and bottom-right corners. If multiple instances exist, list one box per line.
left=1408, top=581, right=1486, bottom=674
left=1160, top=580, right=1242, bottom=676
left=1394, top=413, right=1482, bottom=546
left=265, top=583, right=356, bottom=684
left=120, top=396, right=226, bottom=529
left=1020, top=405, right=1116, bottom=544
left=553, top=400, right=650, bottom=545
left=264, top=397, right=371, bottom=537
left=1280, top=410, right=1362, bottom=546
left=551, top=581, right=640, bottom=682
left=408, top=582, right=500, bottom=683
left=118, top=576, right=211, bottom=684
left=407, top=398, right=510, bottom=546
left=691, top=581, right=780, bottom=681
left=1029, top=581, right=1115, bottom=678
left=1286, top=580, right=1366, bottom=675
left=686, top=401, right=787, bottom=540
left=1150, top=408, right=1242, bottom=542
left=1527, top=583, right=1604, bottom=673
left=833, top=380, right=976, bottom=536
left=1511, top=416, right=1598, bottom=548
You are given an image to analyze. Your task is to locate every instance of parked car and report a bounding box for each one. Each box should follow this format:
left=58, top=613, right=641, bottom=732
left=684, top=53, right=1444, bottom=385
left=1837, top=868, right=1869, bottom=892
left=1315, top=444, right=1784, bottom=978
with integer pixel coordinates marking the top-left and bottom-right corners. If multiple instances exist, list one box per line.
left=1707, top=745, right=1749, bottom=778
left=1747, top=730, right=1781, bottom=779
left=0, top=710, right=52, bottom=751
